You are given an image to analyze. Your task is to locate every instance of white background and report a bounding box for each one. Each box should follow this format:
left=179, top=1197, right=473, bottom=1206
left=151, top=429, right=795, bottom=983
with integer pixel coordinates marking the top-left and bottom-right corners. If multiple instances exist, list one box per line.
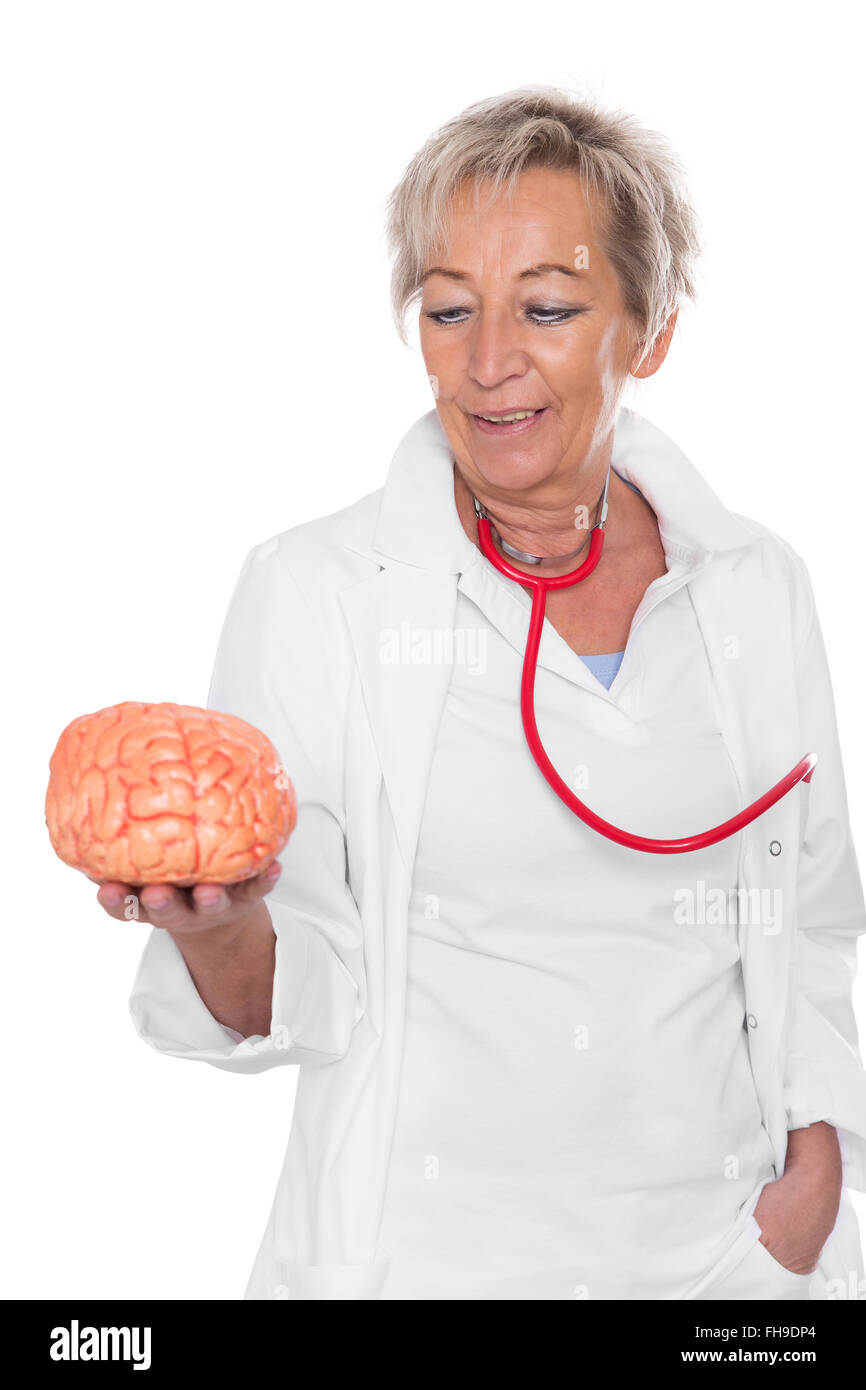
left=2, top=0, right=864, bottom=1298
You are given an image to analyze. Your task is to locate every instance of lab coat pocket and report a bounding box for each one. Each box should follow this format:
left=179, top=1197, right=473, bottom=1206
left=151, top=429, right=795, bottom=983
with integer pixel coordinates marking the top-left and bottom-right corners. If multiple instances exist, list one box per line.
left=750, top=1224, right=814, bottom=1285
left=272, top=1258, right=392, bottom=1301
left=701, top=1219, right=816, bottom=1300
left=683, top=1211, right=763, bottom=1299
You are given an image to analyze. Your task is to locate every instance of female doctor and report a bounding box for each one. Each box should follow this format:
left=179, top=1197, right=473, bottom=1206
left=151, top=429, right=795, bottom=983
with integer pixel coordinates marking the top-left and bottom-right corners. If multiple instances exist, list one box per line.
left=99, top=87, right=866, bottom=1301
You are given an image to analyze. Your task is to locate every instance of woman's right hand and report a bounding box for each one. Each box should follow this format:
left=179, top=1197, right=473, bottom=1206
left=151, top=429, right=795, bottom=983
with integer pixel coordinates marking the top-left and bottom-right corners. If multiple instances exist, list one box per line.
left=94, top=861, right=283, bottom=937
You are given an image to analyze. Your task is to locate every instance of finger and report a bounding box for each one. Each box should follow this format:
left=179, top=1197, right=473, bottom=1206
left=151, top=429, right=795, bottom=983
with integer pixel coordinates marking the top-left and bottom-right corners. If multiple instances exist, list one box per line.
left=230, top=862, right=283, bottom=904
left=96, top=880, right=135, bottom=920
left=138, top=883, right=195, bottom=930
left=191, top=883, right=230, bottom=917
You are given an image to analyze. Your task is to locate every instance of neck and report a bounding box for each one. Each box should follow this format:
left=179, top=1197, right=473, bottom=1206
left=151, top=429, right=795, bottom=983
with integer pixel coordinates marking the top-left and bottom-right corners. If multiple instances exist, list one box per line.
left=453, top=458, right=643, bottom=579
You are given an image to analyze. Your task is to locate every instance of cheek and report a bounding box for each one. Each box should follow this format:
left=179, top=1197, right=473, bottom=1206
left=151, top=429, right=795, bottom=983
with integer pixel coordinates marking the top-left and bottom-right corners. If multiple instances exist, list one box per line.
left=420, top=332, right=465, bottom=404
left=536, top=319, right=602, bottom=374
left=566, top=320, right=626, bottom=404
left=419, top=324, right=444, bottom=370
left=585, top=324, right=629, bottom=446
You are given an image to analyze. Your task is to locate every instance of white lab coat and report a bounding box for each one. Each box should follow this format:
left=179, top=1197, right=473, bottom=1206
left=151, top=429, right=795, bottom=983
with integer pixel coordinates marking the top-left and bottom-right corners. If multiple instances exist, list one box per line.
left=130, top=405, right=866, bottom=1300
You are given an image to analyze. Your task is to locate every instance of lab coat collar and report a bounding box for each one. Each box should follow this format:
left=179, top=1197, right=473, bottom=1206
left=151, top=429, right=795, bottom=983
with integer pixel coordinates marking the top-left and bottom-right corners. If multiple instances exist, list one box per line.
left=361, top=404, right=760, bottom=573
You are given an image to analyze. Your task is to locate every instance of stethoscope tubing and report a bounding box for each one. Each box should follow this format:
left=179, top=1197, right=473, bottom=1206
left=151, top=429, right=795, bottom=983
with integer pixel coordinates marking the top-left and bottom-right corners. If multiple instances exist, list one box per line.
left=475, top=514, right=817, bottom=854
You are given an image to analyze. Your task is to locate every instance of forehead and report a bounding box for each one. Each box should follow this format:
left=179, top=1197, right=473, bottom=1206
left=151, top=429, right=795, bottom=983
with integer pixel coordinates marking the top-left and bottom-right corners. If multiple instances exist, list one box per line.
left=426, top=167, right=608, bottom=284
left=444, top=167, right=598, bottom=242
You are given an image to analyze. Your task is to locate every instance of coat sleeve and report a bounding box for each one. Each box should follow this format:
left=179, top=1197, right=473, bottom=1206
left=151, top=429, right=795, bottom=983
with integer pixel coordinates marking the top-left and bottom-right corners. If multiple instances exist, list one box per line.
left=128, top=534, right=366, bottom=1074
left=782, top=554, right=866, bottom=1188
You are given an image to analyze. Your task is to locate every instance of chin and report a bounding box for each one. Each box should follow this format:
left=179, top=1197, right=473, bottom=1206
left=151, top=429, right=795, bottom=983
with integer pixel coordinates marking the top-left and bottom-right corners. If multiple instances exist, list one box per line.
left=468, top=452, right=560, bottom=496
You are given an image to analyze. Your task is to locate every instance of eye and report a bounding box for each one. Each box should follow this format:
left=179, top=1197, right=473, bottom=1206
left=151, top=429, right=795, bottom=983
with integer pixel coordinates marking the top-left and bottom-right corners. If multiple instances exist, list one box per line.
left=424, top=308, right=471, bottom=326
left=423, top=305, right=587, bottom=327
left=525, top=304, right=586, bottom=325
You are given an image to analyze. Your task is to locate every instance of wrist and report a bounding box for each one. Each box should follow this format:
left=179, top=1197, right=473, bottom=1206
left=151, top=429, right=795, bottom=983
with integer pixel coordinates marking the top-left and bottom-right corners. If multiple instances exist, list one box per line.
left=784, top=1121, right=841, bottom=1183
left=167, top=902, right=273, bottom=954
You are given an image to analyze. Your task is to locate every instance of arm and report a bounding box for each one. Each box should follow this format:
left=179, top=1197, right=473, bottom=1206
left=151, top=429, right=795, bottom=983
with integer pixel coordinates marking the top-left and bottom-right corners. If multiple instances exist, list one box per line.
left=127, top=535, right=366, bottom=1073
left=100, top=875, right=279, bottom=1039
left=755, top=552, right=866, bottom=1269
left=158, top=901, right=277, bottom=1041
left=782, top=553, right=866, bottom=1188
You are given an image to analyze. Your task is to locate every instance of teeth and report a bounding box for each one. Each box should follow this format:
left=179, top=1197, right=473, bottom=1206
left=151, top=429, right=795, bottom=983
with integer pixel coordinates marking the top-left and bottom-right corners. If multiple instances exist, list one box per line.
left=478, top=410, right=538, bottom=423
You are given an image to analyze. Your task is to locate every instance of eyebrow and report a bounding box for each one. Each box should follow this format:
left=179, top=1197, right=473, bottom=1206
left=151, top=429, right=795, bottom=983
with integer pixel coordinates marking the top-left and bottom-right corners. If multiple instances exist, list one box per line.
left=421, top=262, right=589, bottom=284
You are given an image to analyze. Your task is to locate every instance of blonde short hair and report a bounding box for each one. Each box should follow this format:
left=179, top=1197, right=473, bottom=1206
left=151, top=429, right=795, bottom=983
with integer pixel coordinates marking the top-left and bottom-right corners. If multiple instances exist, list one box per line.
left=385, top=85, right=702, bottom=369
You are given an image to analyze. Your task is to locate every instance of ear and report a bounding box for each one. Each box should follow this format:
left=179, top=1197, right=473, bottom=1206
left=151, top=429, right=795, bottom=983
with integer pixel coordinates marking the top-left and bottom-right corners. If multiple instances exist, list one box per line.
left=630, top=307, right=679, bottom=379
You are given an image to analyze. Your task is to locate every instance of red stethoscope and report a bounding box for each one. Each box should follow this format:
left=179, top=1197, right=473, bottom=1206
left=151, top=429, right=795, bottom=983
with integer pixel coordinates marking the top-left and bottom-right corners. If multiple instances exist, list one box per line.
left=472, top=468, right=817, bottom=854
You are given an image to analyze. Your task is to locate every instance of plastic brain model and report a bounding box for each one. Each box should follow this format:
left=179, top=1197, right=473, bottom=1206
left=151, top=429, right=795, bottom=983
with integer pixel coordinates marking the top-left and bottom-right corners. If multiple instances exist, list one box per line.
left=45, top=701, right=297, bottom=885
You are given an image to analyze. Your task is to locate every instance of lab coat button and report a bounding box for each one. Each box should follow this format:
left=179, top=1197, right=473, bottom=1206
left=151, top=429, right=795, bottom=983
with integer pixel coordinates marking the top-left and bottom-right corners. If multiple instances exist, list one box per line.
left=747, top=1013, right=758, bottom=1028
left=769, top=840, right=782, bottom=856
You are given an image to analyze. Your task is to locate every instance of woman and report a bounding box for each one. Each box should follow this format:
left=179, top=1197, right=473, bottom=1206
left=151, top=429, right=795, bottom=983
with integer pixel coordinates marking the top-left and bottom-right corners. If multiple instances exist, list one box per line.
left=101, top=87, right=866, bottom=1300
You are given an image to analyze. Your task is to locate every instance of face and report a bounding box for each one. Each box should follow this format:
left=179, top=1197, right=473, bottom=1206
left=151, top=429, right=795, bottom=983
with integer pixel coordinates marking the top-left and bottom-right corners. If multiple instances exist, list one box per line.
left=419, top=166, right=672, bottom=504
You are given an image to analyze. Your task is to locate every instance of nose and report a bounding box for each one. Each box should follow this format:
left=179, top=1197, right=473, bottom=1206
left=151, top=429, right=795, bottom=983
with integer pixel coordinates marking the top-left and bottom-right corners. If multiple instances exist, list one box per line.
left=468, top=302, right=531, bottom=387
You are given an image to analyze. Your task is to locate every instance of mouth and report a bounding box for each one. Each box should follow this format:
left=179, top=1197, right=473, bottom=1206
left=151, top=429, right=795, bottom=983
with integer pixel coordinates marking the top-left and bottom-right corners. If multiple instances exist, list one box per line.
left=469, top=407, right=548, bottom=437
